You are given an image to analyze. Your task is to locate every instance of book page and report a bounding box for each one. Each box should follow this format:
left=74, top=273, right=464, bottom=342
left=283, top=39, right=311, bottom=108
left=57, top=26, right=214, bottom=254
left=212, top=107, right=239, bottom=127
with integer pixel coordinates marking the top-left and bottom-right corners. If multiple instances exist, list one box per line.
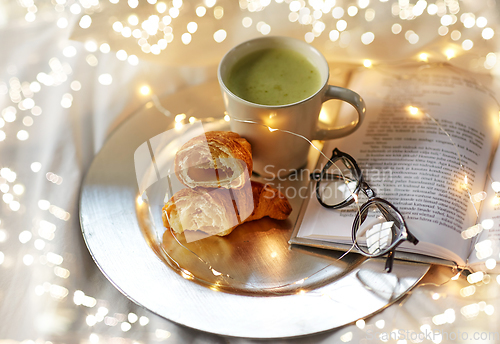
left=297, top=64, right=499, bottom=265
left=469, top=146, right=500, bottom=269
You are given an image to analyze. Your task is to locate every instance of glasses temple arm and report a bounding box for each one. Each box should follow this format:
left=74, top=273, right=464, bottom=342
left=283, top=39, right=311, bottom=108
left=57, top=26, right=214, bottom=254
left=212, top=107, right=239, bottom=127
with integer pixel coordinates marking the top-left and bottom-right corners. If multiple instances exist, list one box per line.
left=406, top=231, right=419, bottom=245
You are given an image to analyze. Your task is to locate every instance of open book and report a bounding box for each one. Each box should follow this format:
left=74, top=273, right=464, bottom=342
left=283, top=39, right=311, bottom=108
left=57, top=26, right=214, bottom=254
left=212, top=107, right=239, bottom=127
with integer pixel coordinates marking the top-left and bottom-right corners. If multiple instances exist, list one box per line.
left=290, top=63, right=500, bottom=272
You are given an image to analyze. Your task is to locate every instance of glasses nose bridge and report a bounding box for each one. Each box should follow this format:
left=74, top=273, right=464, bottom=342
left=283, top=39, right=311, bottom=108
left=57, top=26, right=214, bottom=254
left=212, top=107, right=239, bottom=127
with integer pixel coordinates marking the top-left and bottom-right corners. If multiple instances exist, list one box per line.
left=360, top=181, right=376, bottom=199
left=327, top=156, right=359, bottom=182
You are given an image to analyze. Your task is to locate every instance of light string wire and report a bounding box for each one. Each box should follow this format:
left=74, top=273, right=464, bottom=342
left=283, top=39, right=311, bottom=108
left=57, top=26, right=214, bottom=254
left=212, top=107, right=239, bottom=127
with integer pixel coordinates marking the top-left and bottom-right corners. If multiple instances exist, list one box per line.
left=422, top=111, right=477, bottom=268
left=153, top=109, right=428, bottom=294
left=151, top=94, right=172, bottom=117
left=152, top=104, right=441, bottom=293
left=147, top=60, right=499, bottom=298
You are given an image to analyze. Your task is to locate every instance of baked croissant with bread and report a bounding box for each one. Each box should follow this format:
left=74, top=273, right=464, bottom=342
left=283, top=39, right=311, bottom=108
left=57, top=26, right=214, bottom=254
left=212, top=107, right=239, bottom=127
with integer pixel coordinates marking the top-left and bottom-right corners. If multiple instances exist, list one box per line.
left=174, top=131, right=252, bottom=190
left=162, top=181, right=292, bottom=237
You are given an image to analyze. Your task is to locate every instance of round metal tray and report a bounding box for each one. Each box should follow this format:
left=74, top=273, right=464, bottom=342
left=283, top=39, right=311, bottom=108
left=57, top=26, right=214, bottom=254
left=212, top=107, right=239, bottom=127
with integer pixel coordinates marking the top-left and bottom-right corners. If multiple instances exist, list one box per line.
left=79, top=80, right=430, bottom=338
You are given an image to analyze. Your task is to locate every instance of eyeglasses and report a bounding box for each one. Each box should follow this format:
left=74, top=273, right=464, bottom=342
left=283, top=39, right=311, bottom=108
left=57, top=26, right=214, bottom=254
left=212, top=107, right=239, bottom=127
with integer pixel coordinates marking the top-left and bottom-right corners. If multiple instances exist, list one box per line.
left=310, top=148, right=419, bottom=273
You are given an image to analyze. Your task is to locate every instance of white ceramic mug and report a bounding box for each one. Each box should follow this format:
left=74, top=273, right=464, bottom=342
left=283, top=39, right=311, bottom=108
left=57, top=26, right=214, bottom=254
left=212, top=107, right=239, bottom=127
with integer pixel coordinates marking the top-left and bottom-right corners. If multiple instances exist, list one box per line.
left=218, top=36, right=366, bottom=178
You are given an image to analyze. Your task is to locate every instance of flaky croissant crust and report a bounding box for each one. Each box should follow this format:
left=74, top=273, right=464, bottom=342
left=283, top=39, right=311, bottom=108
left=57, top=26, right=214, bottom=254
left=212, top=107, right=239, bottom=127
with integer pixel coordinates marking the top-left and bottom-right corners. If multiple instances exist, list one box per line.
left=162, top=181, right=292, bottom=237
left=174, top=131, right=253, bottom=190
left=162, top=186, right=244, bottom=237
left=246, top=181, right=292, bottom=222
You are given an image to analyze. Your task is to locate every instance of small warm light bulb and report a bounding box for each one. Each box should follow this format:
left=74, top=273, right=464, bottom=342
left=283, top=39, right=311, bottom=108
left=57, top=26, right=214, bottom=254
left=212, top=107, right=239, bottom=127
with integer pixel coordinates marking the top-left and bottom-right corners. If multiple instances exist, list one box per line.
left=224, top=114, right=230, bottom=122
left=136, top=195, right=143, bottom=206
left=319, top=109, right=329, bottom=123
left=492, top=181, right=500, bottom=193
left=419, top=53, right=429, bottom=62
left=140, top=85, right=151, bottom=95
left=363, top=59, right=372, bottom=67
left=175, top=122, right=183, bottom=130
left=175, top=113, right=186, bottom=122
left=493, top=195, right=500, bottom=206
left=409, top=106, right=419, bottom=115
left=445, top=49, right=455, bottom=60
left=461, top=178, right=468, bottom=191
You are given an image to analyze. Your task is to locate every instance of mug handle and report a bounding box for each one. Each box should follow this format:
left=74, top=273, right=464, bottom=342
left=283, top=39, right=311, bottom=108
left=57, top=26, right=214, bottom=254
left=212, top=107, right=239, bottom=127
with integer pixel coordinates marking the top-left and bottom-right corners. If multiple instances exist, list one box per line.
left=311, top=85, right=366, bottom=140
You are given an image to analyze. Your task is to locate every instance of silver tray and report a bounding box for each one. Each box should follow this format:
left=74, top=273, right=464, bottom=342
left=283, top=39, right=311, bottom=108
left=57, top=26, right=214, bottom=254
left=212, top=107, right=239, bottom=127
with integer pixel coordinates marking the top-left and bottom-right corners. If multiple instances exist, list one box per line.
left=79, top=80, right=430, bottom=338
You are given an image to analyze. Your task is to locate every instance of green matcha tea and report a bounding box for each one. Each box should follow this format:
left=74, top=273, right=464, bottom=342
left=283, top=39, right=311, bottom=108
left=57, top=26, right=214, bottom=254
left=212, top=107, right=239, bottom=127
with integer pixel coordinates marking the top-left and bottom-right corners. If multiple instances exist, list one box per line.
left=226, top=48, right=322, bottom=106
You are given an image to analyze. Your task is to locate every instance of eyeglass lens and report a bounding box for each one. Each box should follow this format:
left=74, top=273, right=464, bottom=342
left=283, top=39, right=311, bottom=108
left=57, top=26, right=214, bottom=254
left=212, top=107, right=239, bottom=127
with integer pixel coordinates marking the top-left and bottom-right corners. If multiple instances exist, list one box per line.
left=318, top=157, right=360, bottom=207
left=354, top=201, right=405, bottom=256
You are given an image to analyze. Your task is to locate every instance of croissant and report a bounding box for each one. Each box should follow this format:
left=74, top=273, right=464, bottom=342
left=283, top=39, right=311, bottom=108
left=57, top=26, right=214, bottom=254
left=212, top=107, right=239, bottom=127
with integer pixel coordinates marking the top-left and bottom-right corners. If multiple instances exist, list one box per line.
left=245, top=181, right=292, bottom=222
left=162, top=181, right=292, bottom=237
left=174, top=131, right=252, bottom=190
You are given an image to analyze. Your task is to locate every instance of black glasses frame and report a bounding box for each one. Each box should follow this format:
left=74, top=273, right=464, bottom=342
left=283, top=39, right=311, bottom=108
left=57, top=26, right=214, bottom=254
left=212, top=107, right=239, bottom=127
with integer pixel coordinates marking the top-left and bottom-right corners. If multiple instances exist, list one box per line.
left=310, top=148, right=419, bottom=273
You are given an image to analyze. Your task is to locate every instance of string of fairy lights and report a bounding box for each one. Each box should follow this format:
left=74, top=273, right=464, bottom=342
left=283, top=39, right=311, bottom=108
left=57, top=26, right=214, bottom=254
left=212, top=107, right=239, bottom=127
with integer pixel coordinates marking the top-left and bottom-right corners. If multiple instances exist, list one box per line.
left=0, top=0, right=500, bottom=343
left=153, top=61, right=500, bottom=340
left=151, top=100, right=500, bottom=344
